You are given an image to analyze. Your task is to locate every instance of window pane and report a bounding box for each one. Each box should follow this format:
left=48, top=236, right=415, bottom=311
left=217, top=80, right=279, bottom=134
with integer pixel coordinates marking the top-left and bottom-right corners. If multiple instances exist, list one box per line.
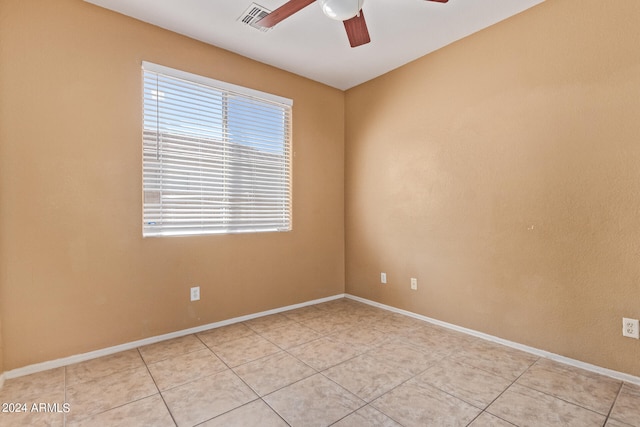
left=142, top=63, right=292, bottom=237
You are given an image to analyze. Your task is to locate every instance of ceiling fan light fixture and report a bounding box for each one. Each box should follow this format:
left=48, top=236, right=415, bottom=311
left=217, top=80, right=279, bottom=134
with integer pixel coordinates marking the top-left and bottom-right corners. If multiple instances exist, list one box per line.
left=318, top=0, right=365, bottom=21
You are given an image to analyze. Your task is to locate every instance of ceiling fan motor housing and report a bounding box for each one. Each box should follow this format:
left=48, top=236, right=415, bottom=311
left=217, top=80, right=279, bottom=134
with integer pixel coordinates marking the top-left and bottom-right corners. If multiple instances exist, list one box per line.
left=318, top=0, right=365, bottom=21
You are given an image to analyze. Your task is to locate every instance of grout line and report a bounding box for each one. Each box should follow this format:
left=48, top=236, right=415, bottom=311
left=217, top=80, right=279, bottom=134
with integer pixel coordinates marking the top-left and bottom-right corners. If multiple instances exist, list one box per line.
left=223, top=305, right=377, bottom=424
left=161, top=310, right=363, bottom=426
left=465, top=411, right=518, bottom=427
left=473, top=354, right=624, bottom=425
left=2, top=294, right=346, bottom=382
left=327, top=409, right=358, bottom=426
left=464, top=412, right=484, bottom=426
left=65, top=347, right=174, bottom=425
left=177, top=334, right=266, bottom=426
left=363, top=373, right=421, bottom=424
left=345, top=294, right=640, bottom=386
left=67, top=394, right=169, bottom=425
left=504, top=358, right=623, bottom=419
left=6, top=298, right=633, bottom=426
left=479, top=354, right=540, bottom=423
left=225, top=344, right=311, bottom=426
left=138, top=347, right=179, bottom=427
left=513, top=380, right=618, bottom=419
left=601, top=381, right=624, bottom=427
left=202, top=377, right=260, bottom=424
left=259, top=396, right=293, bottom=426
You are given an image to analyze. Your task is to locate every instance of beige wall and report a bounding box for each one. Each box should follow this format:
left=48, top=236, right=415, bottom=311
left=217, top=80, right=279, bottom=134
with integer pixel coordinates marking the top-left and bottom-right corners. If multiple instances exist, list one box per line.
left=1, top=0, right=639, bottom=378
left=345, top=0, right=640, bottom=376
left=0, top=0, right=345, bottom=370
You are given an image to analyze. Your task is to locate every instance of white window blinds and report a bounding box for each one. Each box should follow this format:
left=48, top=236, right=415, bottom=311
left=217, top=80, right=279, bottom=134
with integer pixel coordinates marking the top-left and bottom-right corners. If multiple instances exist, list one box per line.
left=142, top=62, right=292, bottom=237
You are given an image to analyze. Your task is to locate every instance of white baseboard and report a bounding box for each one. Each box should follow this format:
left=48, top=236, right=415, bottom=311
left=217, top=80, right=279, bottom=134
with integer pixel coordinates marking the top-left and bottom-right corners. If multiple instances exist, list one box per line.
left=2, top=293, right=345, bottom=382
left=5, top=292, right=637, bottom=388
left=345, top=293, right=640, bottom=386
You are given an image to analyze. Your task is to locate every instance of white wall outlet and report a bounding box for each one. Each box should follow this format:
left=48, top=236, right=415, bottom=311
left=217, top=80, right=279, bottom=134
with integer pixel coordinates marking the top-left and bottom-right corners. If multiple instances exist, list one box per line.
left=190, top=286, right=200, bottom=302
left=381, top=272, right=387, bottom=284
left=622, top=317, right=639, bottom=339
left=410, top=278, right=418, bottom=290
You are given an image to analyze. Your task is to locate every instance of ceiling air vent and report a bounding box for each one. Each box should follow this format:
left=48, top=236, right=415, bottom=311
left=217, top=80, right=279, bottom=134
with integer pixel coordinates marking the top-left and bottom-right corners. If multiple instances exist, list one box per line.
left=238, top=3, right=272, bottom=32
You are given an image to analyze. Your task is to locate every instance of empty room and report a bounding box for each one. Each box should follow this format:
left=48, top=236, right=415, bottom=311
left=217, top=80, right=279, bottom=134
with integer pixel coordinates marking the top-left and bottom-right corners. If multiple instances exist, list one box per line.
left=0, top=0, right=639, bottom=425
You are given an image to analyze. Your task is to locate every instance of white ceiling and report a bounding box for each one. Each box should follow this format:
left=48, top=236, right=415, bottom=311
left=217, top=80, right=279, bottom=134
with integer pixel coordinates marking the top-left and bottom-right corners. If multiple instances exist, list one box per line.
left=84, top=0, right=544, bottom=90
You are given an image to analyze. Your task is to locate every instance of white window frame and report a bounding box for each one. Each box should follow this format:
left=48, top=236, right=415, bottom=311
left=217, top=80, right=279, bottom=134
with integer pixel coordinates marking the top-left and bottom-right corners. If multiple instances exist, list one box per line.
left=142, top=62, right=292, bottom=237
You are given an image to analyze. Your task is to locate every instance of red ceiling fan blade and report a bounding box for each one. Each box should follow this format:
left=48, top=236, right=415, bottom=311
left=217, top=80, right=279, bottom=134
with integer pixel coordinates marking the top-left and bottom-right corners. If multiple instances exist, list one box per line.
left=256, top=0, right=317, bottom=28
left=425, top=0, right=449, bottom=2
left=343, top=11, right=370, bottom=48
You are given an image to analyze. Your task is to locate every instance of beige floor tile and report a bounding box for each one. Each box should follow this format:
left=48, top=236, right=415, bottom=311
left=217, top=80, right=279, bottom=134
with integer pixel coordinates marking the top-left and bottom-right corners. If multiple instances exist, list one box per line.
left=516, top=358, right=621, bottom=414
left=138, top=335, right=206, bottom=364
left=1, top=300, right=634, bottom=426
left=258, top=322, right=321, bottom=349
left=324, top=353, right=413, bottom=402
left=468, top=412, right=517, bottom=426
left=327, top=309, right=374, bottom=325
left=162, top=369, right=256, bottom=427
left=332, top=405, right=401, bottom=427
left=0, top=369, right=66, bottom=427
left=147, top=348, right=228, bottom=391
left=299, top=314, right=352, bottom=335
left=372, top=379, right=481, bottom=427
left=400, top=324, right=474, bottom=357
left=310, top=301, right=340, bottom=312
left=208, top=333, right=280, bottom=367
left=244, top=314, right=297, bottom=333
left=328, top=326, right=390, bottom=349
left=233, top=351, right=315, bottom=396
left=288, top=337, right=364, bottom=371
left=334, top=307, right=382, bottom=321
left=372, top=313, right=425, bottom=335
left=264, top=374, right=364, bottom=427
left=451, top=340, right=538, bottom=381
left=281, top=305, right=324, bottom=322
left=66, top=366, right=157, bottom=423
left=487, top=383, right=606, bottom=427
left=66, top=394, right=174, bottom=427
left=605, top=418, right=634, bottom=427
left=200, top=399, right=288, bottom=427
left=197, top=323, right=257, bottom=347
left=0, top=410, right=64, bottom=427
left=610, top=382, right=640, bottom=426
left=368, top=341, right=440, bottom=376
left=344, top=313, right=392, bottom=331
left=66, top=349, right=144, bottom=386
left=0, top=368, right=64, bottom=403
left=417, top=358, right=513, bottom=408
left=314, top=298, right=362, bottom=313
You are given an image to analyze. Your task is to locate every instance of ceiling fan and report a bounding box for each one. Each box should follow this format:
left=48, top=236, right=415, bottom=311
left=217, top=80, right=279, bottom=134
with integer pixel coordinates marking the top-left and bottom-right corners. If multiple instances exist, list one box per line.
left=257, top=0, right=449, bottom=48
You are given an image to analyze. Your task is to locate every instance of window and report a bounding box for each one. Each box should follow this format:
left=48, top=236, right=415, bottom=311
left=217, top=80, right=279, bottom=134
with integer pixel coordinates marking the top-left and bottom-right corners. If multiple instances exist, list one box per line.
left=142, top=62, right=292, bottom=237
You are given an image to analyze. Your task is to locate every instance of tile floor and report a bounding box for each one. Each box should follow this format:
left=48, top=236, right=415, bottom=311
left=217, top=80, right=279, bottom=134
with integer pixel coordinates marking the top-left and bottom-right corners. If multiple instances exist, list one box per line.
left=0, top=298, right=639, bottom=426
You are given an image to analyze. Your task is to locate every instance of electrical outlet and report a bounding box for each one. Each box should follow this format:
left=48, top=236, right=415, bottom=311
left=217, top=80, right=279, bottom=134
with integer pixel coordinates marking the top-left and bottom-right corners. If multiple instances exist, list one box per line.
left=190, top=286, right=200, bottom=302
left=622, top=318, right=639, bottom=339
left=381, top=272, right=387, bottom=284
left=410, top=278, right=418, bottom=291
